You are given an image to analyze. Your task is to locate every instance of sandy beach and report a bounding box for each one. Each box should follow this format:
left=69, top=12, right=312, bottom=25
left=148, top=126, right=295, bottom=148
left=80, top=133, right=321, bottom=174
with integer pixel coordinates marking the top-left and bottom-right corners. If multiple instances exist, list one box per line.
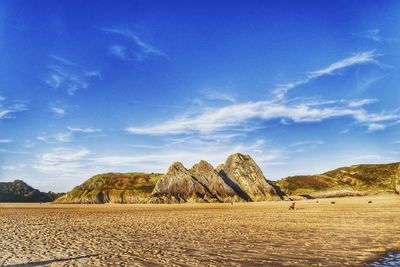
left=1, top=195, right=399, bottom=266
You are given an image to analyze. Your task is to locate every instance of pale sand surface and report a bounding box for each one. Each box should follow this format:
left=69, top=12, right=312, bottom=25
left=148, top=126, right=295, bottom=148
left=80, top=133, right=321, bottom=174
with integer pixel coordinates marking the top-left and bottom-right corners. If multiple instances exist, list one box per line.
left=1, top=195, right=400, bottom=267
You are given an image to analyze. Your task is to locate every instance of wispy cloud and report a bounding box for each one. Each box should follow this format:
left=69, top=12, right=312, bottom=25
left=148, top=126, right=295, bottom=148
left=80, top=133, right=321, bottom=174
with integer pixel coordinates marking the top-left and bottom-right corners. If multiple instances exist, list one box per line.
left=348, top=98, right=378, bottom=107
left=108, top=45, right=129, bottom=60
left=33, top=147, right=92, bottom=176
left=32, top=138, right=283, bottom=182
left=0, top=139, right=13, bottom=144
left=67, top=126, right=102, bottom=133
left=273, top=51, right=378, bottom=100
left=0, top=103, right=27, bottom=119
left=50, top=106, right=65, bottom=117
left=126, top=99, right=399, bottom=135
left=100, top=27, right=168, bottom=60
left=200, top=89, right=236, bottom=103
left=45, top=55, right=100, bottom=95
left=37, top=132, right=72, bottom=143
left=126, top=50, right=394, bottom=136
left=49, top=54, right=78, bottom=66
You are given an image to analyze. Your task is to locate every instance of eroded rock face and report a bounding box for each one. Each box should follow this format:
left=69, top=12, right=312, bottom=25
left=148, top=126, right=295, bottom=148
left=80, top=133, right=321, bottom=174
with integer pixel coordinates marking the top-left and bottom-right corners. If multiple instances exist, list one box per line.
left=189, top=160, right=244, bottom=202
left=151, top=162, right=219, bottom=203
left=151, top=154, right=283, bottom=203
left=220, top=153, right=281, bottom=201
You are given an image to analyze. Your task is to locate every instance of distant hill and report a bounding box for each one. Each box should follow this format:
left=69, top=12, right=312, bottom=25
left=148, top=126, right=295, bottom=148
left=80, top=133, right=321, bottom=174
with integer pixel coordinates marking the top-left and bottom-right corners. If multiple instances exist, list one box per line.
left=55, top=172, right=163, bottom=203
left=0, top=180, right=61, bottom=202
left=277, top=162, right=400, bottom=198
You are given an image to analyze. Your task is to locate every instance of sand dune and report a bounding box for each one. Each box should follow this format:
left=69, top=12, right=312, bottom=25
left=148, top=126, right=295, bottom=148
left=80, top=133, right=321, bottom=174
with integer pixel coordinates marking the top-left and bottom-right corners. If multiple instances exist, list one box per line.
left=1, top=195, right=399, bottom=266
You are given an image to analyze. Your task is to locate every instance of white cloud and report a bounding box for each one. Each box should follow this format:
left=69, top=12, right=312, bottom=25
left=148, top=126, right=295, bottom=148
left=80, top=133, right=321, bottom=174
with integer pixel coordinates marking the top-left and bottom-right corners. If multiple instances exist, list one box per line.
left=1, top=164, right=27, bottom=171
left=49, top=55, right=78, bottom=66
left=289, top=140, right=324, bottom=148
left=0, top=103, right=27, bottom=119
left=0, top=139, right=12, bottom=143
left=126, top=100, right=399, bottom=135
left=84, top=71, right=102, bottom=78
left=356, top=29, right=382, bottom=43
left=348, top=99, right=378, bottom=107
left=51, top=106, right=65, bottom=117
left=201, top=89, right=236, bottom=103
left=40, top=148, right=90, bottom=162
left=367, top=123, right=386, bottom=132
left=45, top=57, right=100, bottom=96
left=308, top=51, right=377, bottom=77
left=67, top=126, right=102, bottom=133
left=273, top=50, right=377, bottom=99
left=109, top=45, right=129, bottom=60
left=100, top=28, right=168, bottom=59
left=37, top=132, right=72, bottom=143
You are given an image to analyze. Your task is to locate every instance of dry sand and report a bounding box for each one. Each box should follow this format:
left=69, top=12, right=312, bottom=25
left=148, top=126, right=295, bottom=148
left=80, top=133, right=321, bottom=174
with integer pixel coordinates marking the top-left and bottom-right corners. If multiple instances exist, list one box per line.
left=0, top=195, right=399, bottom=266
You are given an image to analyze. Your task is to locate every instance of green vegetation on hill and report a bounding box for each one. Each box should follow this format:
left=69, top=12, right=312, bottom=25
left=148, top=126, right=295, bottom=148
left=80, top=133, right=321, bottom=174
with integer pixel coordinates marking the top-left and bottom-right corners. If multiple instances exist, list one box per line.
left=0, top=180, right=61, bottom=202
left=277, top=162, right=400, bottom=197
left=55, top=172, right=163, bottom=203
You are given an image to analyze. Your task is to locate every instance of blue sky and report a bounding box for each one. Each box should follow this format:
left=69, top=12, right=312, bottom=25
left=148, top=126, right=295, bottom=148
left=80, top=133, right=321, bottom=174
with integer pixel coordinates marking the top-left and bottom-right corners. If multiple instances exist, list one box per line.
left=1, top=0, right=400, bottom=192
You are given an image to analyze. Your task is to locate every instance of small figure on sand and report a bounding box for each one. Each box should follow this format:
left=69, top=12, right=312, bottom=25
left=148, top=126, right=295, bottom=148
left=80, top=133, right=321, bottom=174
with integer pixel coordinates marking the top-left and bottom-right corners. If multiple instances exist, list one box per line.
left=289, top=202, right=295, bottom=210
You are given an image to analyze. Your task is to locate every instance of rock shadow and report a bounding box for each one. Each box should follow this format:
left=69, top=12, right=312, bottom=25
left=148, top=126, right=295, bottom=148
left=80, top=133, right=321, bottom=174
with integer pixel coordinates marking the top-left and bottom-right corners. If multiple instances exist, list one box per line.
left=218, top=170, right=252, bottom=202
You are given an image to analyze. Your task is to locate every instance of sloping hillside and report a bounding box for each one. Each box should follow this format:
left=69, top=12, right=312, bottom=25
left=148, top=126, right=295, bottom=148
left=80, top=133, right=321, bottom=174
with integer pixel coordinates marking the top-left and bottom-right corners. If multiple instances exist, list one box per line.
left=277, top=162, right=400, bottom=197
left=55, top=172, right=163, bottom=203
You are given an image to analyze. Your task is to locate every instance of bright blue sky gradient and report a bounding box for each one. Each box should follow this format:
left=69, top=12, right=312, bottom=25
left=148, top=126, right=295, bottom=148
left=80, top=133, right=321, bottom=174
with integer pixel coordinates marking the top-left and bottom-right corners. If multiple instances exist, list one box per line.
left=1, top=0, right=400, bottom=191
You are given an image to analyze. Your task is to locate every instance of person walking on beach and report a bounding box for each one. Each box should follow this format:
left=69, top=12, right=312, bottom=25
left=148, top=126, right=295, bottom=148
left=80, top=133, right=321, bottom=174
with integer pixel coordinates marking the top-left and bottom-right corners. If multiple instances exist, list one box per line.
left=289, top=202, right=295, bottom=210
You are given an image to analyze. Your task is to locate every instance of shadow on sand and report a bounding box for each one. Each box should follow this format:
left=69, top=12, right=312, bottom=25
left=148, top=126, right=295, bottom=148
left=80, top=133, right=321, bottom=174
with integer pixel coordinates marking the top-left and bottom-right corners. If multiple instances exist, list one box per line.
left=4, top=254, right=99, bottom=267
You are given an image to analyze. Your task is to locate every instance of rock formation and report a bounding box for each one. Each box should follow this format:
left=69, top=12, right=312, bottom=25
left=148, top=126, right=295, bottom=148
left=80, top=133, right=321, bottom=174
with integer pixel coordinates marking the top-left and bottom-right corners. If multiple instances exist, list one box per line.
left=189, top=160, right=243, bottom=202
left=151, top=153, right=282, bottom=203
left=151, top=162, right=219, bottom=203
left=218, top=153, right=282, bottom=201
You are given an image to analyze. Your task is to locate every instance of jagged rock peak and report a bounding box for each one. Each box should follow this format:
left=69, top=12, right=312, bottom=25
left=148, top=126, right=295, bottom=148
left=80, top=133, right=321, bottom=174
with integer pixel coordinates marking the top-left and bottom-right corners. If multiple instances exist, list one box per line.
left=190, top=160, right=214, bottom=173
left=222, top=152, right=281, bottom=201
left=167, top=161, right=187, bottom=173
left=226, top=153, right=253, bottom=163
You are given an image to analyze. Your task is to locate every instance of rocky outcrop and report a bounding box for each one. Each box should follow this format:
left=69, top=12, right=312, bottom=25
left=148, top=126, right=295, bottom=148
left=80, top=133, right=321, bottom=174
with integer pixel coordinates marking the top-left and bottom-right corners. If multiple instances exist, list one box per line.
left=190, top=160, right=244, bottom=202
left=219, top=153, right=282, bottom=201
left=151, top=162, right=219, bottom=203
left=151, top=154, right=282, bottom=203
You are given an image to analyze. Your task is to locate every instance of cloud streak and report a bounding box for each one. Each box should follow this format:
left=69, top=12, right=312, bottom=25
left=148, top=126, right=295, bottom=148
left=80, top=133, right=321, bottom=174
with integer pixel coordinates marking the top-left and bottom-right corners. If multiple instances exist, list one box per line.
left=67, top=126, right=102, bottom=133
left=273, top=51, right=378, bottom=99
left=126, top=99, right=398, bottom=135
left=100, top=28, right=168, bottom=60
left=0, top=103, right=27, bottom=119
left=45, top=55, right=100, bottom=96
